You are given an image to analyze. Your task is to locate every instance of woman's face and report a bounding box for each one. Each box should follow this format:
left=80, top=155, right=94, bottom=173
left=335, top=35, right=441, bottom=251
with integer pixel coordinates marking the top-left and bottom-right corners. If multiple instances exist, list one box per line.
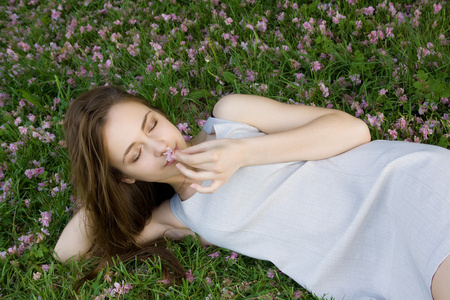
left=103, top=100, right=187, bottom=184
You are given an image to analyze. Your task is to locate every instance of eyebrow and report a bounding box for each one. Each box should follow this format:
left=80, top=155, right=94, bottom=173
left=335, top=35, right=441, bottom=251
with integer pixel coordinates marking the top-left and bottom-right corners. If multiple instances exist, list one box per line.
left=122, top=111, right=151, bottom=163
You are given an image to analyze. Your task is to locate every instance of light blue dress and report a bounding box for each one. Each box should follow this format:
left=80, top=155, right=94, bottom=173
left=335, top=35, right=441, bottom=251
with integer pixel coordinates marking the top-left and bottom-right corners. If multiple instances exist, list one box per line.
left=170, top=117, right=450, bottom=300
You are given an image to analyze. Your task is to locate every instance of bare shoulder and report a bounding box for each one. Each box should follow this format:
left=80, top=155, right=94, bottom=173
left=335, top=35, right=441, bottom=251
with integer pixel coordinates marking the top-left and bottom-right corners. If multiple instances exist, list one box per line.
left=153, top=200, right=187, bottom=229
left=138, top=200, right=212, bottom=246
left=136, top=199, right=188, bottom=245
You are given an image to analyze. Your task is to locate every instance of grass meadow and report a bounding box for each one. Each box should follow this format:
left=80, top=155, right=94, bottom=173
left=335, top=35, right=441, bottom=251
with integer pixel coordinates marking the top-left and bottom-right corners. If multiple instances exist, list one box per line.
left=1, top=0, right=449, bottom=299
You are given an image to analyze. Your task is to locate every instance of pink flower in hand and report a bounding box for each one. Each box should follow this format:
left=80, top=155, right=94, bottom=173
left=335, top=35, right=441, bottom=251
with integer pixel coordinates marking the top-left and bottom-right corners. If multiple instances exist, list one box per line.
left=163, top=147, right=175, bottom=162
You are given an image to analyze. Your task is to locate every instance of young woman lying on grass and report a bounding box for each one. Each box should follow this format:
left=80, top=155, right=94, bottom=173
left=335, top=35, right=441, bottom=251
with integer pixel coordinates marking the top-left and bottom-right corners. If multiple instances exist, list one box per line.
left=55, top=86, right=450, bottom=300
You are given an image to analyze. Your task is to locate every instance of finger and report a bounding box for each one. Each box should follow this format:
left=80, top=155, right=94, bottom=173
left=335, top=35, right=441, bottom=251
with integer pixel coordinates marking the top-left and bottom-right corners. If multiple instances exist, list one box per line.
left=176, top=163, right=217, bottom=181
left=177, top=159, right=227, bottom=178
left=191, top=180, right=223, bottom=194
left=174, top=151, right=217, bottom=167
left=176, top=142, right=211, bottom=154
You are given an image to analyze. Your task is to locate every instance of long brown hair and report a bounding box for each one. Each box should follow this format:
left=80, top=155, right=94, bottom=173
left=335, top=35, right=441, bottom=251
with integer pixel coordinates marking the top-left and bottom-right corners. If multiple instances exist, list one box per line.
left=64, top=86, right=185, bottom=287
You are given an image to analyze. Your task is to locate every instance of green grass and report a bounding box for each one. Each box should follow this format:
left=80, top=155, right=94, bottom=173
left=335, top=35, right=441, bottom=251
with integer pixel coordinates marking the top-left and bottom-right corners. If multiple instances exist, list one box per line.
left=0, top=0, right=449, bottom=299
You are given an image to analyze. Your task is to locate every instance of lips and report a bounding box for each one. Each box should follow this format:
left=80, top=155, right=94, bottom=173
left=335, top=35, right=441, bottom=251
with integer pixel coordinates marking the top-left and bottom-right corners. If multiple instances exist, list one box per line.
left=164, top=146, right=178, bottom=167
left=165, top=159, right=176, bottom=167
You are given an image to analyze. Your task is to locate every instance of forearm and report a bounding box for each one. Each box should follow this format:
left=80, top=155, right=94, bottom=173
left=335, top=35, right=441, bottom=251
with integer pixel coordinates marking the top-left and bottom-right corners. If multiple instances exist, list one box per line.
left=237, top=111, right=371, bottom=166
left=175, top=96, right=371, bottom=193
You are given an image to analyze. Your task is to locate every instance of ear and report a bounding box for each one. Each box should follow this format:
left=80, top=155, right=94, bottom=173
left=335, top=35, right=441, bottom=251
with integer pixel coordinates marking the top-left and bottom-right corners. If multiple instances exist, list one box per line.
left=120, top=176, right=135, bottom=184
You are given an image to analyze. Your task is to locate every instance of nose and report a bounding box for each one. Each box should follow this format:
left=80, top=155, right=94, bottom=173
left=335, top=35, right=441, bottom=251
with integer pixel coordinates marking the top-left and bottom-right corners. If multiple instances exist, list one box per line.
left=145, top=137, right=168, bottom=157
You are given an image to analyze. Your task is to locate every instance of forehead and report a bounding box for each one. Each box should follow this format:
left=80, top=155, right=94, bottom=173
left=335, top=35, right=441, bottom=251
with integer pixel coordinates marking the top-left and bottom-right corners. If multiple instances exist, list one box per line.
left=107, top=100, right=150, bottom=121
left=103, top=101, right=151, bottom=161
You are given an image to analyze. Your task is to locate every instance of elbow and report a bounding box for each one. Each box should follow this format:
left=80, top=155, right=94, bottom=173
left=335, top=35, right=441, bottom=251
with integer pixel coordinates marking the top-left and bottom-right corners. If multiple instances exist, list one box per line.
left=53, top=244, right=72, bottom=263
left=53, top=243, right=87, bottom=263
left=53, top=238, right=82, bottom=263
left=334, top=110, right=371, bottom=146
left=355, top=117, right=372, bottom=145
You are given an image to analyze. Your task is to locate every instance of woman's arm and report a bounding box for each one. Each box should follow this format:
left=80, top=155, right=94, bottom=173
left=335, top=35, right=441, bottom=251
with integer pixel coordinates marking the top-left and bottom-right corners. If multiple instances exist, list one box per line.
left=54, top=202, right=188, bottom=261
left=53, top=209, right=93, bottom=262
left=174, top=94, right=371, bottom=193
left=213, top=94, right=371, bottom=163
left=55, top=200, right=206, bottom=262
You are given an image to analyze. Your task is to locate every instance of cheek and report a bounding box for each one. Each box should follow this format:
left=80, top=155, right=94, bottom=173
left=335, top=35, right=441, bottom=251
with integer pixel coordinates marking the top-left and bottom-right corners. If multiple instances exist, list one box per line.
left=132, top=159, right=161, bottom=181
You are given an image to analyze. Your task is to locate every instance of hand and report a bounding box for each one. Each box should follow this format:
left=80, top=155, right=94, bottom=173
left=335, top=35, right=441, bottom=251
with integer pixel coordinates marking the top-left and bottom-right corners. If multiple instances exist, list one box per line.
left=173, top=139, right=244, bottom=193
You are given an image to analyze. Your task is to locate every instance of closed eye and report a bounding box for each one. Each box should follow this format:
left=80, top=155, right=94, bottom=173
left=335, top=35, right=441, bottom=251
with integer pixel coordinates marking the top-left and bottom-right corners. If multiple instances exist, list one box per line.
left=132, top=148, right=142, bottom=163
left=150, top=120, right=158, bottom=132
left=133, top=121, right=156, bottom=163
